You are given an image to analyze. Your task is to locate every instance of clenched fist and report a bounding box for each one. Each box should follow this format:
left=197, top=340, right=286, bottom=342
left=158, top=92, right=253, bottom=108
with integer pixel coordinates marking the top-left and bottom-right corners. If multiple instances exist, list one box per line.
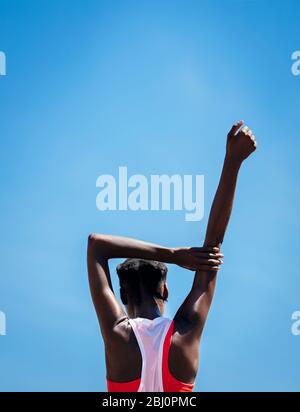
left=226, top=120, right=257, bottom=163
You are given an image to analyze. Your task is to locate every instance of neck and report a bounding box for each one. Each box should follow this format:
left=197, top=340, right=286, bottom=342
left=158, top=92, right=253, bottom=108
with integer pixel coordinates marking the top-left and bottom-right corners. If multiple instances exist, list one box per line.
left=129, top=296, right=163, bottom=320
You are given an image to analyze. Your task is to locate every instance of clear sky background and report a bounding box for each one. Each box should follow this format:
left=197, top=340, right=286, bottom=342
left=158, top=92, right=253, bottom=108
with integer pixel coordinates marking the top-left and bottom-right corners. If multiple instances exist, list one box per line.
left=0, top=0, right=299, bottom=391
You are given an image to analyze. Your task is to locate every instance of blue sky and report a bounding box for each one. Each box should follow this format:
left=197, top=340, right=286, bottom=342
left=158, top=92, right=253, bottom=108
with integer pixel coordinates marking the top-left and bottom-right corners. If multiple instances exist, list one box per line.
left=0, top=0, right=299, bottom=391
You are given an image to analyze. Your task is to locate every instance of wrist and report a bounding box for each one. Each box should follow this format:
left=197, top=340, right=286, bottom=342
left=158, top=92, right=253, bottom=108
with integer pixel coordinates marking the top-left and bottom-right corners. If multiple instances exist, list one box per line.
left=224, top=154, right=243, bottom=170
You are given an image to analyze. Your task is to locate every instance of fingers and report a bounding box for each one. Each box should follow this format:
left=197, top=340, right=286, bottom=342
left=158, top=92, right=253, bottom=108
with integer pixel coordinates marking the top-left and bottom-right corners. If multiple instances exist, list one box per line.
left=206, top=252, right=223, bottom=259
left=190, top=249, right=224, bottom=259
left=193, top=258, right=223, bottom=271
left=251, top=136, right=257, bottom=148
left=206, top=258, right=223, bottom=265
left=241, top=125, right=254, bottom=138
left=197, top=246, right=220, bottom=253
left=241, top=126, right=250, bottom=135
left=190, top=247, right=224, bottom=260
left=185, top=257, right=223, bottom=271
left=195, top=253, right=224, bottom=261
left=228, top=120, right=244, bottom=137
left=185, top=247, right=224, bottom=272
left=240, top=125, right=257, bottom=149
left=229, top=121, right=258, bottom=150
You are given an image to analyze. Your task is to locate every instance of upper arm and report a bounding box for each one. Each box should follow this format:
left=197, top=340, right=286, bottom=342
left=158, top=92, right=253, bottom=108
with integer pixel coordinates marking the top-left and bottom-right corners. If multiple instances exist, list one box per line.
left=174, top=269, right=217, bottom=341
left=87, top=235, right=127, bottom=340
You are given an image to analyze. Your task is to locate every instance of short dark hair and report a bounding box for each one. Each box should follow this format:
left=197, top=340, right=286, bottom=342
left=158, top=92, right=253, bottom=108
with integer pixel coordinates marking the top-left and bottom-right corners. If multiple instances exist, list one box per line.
left=116, top=258, right=168, bottom=306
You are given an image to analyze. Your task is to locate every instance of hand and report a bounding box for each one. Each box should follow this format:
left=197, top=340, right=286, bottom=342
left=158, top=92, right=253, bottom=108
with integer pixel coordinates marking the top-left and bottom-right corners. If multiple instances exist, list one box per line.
left=226, top=120, right=257, bottom=164
left=173, top=246, right=223, bottom=271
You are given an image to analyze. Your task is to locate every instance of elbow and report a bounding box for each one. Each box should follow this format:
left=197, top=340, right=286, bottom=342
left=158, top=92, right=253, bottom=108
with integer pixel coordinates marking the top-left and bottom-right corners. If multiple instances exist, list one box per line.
left=87, top=233, right=98, bottom=252
left=88, top=233, right=97, bottom=244
left=87, top=233, right=107, bottom=257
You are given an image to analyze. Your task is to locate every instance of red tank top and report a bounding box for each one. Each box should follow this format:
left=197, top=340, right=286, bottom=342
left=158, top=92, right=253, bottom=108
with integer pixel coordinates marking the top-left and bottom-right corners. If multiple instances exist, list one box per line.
left=107, top=319, right=194, bottom=392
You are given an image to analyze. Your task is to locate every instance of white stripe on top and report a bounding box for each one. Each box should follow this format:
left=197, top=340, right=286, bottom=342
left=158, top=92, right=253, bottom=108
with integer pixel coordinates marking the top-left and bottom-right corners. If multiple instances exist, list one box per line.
left=128, top=317, right=172, bottom=392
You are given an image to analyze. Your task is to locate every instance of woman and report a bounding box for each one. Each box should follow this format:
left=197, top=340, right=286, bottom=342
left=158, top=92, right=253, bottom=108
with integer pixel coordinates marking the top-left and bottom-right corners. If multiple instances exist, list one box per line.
left=87, top=121, right=256, bottom=392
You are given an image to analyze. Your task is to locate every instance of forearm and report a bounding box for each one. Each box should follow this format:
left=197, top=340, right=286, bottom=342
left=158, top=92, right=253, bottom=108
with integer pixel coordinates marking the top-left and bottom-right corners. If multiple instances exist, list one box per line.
left=193, top=157, right=241, bottom=292
left=204, top=156, right=241, bottom=247
left=88, top=233, right=175, bottom=263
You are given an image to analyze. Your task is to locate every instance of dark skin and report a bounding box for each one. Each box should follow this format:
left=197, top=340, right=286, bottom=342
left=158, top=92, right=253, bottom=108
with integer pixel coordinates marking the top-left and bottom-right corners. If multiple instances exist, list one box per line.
left=87, top=120, right=257, bottom=384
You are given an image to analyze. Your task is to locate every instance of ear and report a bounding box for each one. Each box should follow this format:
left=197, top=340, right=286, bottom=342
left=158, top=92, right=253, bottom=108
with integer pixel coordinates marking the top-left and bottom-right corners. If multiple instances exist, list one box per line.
left=120, top=287, right=128, bottom=305
left=162, top=282, right=169, bottom=301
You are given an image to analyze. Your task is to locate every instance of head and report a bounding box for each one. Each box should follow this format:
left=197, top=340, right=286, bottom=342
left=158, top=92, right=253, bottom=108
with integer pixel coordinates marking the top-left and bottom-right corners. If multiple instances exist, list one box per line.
left=116, top=258, right=168, bottom=316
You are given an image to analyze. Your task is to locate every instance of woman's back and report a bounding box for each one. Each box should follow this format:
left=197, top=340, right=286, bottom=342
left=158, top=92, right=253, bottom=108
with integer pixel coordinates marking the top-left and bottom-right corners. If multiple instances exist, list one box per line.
left=106, top=316, right=195, bottom=392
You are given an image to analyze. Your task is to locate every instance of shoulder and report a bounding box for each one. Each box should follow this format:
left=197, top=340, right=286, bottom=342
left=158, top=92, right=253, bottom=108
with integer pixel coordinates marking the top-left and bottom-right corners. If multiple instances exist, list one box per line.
left=105, top=316, right=132, bottom=343
left=105, top=317, right=143, bottom=382
left=171, top=315, right=201, bottom=357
